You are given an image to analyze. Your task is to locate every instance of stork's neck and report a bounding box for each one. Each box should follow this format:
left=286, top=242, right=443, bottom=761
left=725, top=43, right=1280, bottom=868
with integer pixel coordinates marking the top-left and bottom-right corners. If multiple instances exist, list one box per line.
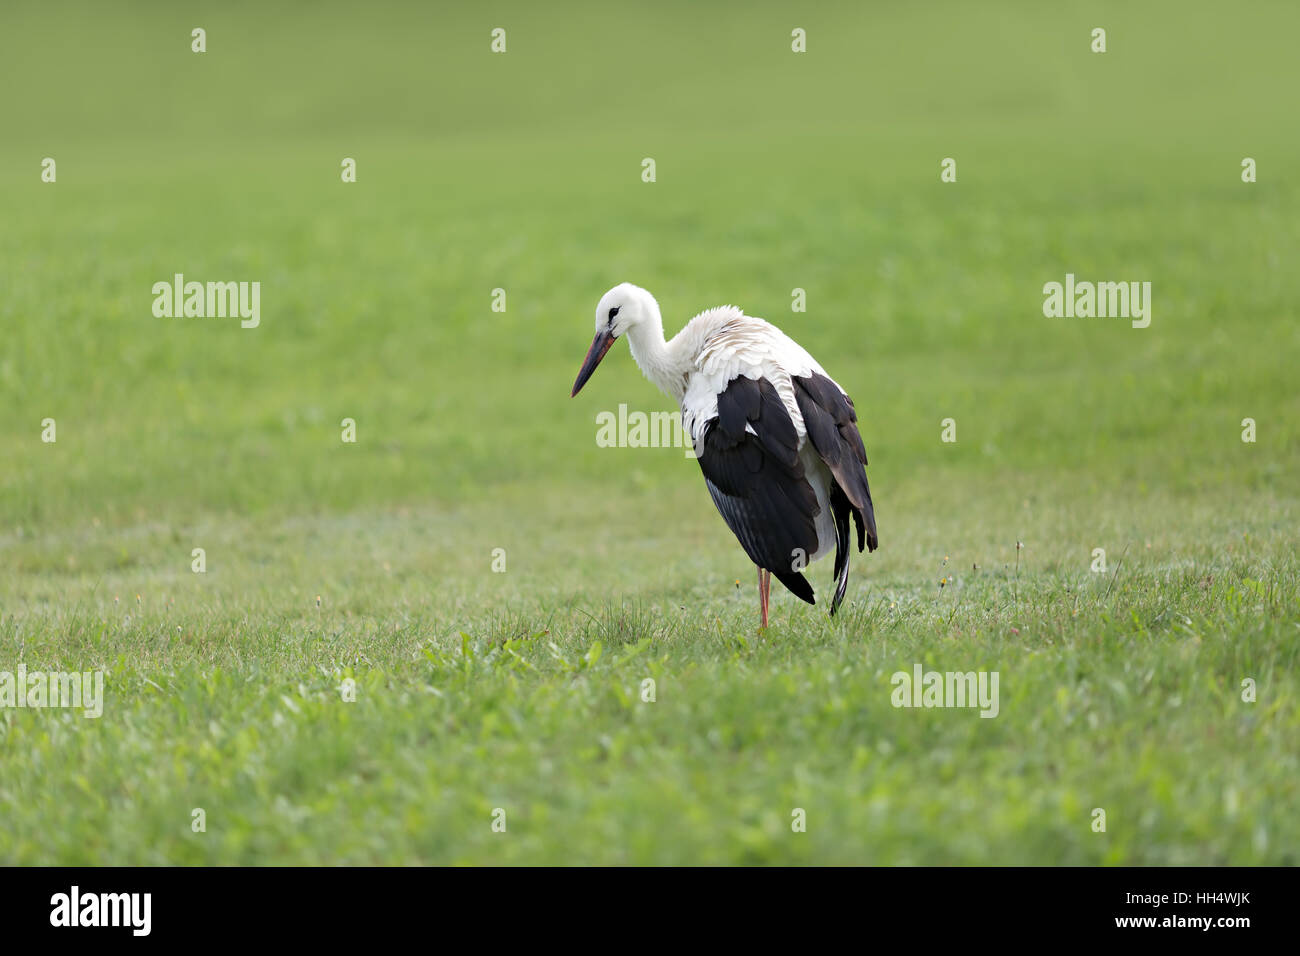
left=626, top=308, right=686, bottom=402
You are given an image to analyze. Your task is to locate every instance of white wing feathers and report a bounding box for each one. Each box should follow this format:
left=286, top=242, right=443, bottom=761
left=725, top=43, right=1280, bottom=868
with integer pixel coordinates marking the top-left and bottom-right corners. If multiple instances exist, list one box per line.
left=679, top=310, right=833, bottom=448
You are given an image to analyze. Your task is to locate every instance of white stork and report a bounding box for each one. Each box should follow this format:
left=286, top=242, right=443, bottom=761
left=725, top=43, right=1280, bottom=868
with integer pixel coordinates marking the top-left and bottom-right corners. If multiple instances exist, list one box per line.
left=571, top=283, right=878, bottom=627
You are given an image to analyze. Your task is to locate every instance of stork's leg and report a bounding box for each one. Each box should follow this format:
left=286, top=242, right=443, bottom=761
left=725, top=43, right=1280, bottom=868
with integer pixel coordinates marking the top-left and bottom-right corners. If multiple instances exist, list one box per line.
left=759, top=567, right=769, bottom=629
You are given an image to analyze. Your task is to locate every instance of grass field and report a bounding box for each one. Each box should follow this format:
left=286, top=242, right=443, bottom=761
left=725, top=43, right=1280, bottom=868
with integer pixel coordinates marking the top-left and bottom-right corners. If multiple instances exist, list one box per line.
left=2, top=1, right=1298, bottom=864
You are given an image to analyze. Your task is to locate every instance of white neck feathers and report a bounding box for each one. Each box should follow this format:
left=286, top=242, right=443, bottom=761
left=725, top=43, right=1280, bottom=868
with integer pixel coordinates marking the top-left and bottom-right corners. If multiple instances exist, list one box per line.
left=625, top=301, right=687, bottom=401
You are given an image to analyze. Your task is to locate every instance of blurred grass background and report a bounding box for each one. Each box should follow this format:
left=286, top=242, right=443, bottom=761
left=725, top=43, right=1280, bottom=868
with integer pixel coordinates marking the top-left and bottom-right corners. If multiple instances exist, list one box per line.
left=0, top=1, right=1297, bottom=864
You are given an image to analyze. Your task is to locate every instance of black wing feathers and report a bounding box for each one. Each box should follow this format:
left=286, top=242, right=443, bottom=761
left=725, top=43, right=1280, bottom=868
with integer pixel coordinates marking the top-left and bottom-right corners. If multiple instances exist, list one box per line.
left=829, top=484, right=852, bottom=613
left=793, top=373, right=878, bottom=615
left=793, top=374, right=878, bottom=553
left=695, top=376, right=818, bottom=605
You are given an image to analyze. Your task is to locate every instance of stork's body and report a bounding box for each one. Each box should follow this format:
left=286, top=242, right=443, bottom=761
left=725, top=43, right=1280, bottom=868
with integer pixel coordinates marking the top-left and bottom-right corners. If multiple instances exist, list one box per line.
left=572, top=283, right=878, bottom=626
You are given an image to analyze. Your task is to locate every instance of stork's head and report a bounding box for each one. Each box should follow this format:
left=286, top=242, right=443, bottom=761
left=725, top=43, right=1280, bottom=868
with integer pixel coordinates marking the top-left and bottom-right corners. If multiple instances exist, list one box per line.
left=570, top=283, right=658, bottom=397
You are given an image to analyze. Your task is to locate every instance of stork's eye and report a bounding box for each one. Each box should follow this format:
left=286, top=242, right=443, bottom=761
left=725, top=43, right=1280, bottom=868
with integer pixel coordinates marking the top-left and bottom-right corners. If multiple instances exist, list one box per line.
left=608, top=307, right=620, bottom=321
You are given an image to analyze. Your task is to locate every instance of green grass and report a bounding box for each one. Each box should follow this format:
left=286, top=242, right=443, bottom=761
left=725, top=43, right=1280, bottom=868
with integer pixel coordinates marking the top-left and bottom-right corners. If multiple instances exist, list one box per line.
left=1, top=0, right=1298, bottom=864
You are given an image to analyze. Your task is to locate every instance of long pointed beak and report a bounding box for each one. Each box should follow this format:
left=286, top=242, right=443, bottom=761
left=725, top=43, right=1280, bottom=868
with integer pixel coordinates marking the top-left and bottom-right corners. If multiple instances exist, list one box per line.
left=570, top=329, right=616, bottom=397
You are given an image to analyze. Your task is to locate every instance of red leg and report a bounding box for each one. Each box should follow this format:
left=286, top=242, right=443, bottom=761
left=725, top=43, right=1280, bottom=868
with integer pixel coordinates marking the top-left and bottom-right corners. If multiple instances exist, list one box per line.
left=759, top=568, right=770, bottom=629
